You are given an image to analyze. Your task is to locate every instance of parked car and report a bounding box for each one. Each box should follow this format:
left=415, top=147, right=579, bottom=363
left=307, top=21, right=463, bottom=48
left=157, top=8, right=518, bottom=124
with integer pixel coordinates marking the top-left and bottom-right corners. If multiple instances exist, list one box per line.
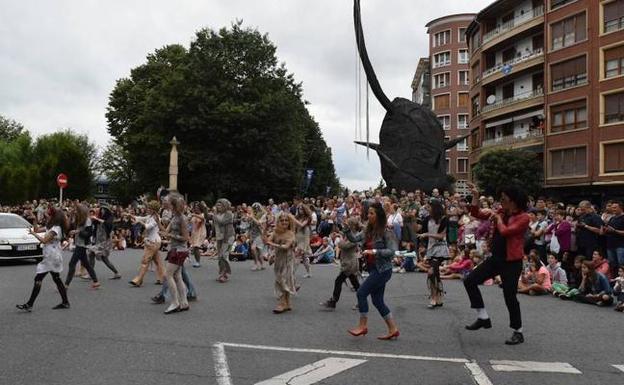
left=0, top=213, right=43, bottom=262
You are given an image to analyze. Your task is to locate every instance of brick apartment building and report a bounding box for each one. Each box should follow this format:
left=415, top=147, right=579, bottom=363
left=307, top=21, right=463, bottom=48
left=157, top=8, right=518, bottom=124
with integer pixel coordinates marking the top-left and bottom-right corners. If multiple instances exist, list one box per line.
left=466, top=0, right=624, bottom=202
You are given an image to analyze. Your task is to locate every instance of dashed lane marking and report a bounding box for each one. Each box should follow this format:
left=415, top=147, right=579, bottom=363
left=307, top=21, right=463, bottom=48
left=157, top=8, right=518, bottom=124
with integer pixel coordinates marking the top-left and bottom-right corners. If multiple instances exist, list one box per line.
left=490, top=360, right=582, bottom=374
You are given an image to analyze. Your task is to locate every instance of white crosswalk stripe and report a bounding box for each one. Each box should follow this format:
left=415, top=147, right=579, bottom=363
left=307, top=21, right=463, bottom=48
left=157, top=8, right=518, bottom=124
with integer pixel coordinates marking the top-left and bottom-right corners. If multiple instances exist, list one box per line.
left=613, top=365, right=624, bottom=373
left=490, top=360, right=582, bottom=374
left=255, top=357, right=367, bottom=385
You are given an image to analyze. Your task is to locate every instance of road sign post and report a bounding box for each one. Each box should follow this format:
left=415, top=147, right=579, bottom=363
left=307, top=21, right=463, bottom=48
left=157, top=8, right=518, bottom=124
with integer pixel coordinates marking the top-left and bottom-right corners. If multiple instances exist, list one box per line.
left=56, top=173, right=68, bottom=204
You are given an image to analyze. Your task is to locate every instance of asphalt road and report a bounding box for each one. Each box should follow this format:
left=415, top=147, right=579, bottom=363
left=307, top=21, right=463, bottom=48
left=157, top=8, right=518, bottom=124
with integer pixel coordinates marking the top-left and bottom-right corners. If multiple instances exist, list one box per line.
left=1, top=249, right=622, bottom=385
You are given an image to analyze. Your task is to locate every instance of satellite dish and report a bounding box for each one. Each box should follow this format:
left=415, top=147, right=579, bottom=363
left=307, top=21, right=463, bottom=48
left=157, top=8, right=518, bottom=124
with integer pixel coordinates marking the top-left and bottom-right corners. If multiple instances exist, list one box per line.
left=486, top=95, right=497, bottom=105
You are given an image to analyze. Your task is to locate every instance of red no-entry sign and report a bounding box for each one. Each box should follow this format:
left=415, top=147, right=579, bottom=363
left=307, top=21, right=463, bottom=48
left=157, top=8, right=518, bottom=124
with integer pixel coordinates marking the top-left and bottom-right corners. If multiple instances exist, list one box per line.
left=56, top=173, right=68, bottom=189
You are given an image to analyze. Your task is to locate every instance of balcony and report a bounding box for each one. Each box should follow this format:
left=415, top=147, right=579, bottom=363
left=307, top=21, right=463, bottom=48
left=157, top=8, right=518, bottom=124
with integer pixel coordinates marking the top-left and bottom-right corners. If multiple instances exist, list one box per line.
left=481, top=6, right=544, bottom=50
left=482, top=48, right=544, bottom=84
left=481, top=88, right=544, bottom=119
left=482, top=128, right=544, bottom=149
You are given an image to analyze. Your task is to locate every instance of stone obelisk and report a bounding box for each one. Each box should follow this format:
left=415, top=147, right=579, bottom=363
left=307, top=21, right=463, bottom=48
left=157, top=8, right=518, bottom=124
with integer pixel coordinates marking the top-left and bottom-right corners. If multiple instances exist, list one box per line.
left=169, top=136, right=180, bottom=192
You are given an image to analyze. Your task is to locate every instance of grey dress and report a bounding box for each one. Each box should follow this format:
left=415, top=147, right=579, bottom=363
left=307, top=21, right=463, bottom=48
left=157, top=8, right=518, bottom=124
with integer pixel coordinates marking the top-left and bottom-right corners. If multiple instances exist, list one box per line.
left=273, top=237, right=296, bottom=297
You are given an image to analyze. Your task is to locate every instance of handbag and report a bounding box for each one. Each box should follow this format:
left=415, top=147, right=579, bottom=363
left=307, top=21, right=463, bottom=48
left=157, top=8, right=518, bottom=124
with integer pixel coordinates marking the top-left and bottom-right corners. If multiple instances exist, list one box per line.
left=426, top=239, right=450, bottom=259
left=550, top=234, right=560, bottom=254
left=166, top=248, right=189, bottom=266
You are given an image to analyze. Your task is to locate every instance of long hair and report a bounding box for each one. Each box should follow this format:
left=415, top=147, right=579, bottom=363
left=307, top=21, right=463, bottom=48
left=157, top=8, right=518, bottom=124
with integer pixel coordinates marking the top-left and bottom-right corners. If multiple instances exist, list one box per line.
left=365, top=202, right=386, bottom=240
left=169, top=193, right=186, bottom=215
left=582, top=260, right=597, bottom=287
left=46, top=207, right=68, bottom=234
left=430, top=199, right=444, bottom=224
left=498, top=186, right=528, bottom=212
left=74, top=204, right=89, bottom=227
left=296, top=203, right=312, bottom=221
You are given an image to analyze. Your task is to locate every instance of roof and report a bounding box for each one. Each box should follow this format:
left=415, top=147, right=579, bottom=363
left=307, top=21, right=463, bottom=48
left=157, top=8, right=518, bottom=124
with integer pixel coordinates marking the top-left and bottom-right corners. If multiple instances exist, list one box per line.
left=466, top=0, right=517, bottom=36
left=425, top=13, right=477, bottom=31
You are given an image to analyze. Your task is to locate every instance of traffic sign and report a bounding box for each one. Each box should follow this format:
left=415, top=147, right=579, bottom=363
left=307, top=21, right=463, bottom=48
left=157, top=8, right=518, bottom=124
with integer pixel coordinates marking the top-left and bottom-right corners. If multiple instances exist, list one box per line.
left=56, top=173, right=68, bottom=189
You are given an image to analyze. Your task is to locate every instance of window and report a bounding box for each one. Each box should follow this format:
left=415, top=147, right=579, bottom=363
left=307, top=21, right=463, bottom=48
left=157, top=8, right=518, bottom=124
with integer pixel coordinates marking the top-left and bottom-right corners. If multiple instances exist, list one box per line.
left=433, top=73, right=450, bottom=89
left=472, top=62, right=480, bottom=83
left=604, top=142, right=624, bottom=174
left=457, top=138, right=468, bottom=152
left=604, top=0, right=624, bottom=34
left=470, top=29, right=481, bottom=53
left=551, top=12, right=586, bottom=50
left=551, top=0, right=576, bottom=10
left=604, top=92, right=624, bottom=124
left=445, top=158, right=451, bottom=173
left=458, top=28, right=467, bottom=43
left=551, top=56, right=587, bottom=91
left=457, top=158, right=469, bottom=173
left=438, top=115, right=451, bottom=130
left=605, top=46, right=624, bottom=79
left=458, top=71, right=470, bottom=86
left=458, top=49, right=469, bottom=64
left=434, top=94, right=450, bottom=110
left=458, top=93, right=469, bottom=107
left=458, top=114, right=469, bottom=129
left=551, top=100, right=587, bottom=133
left=471, top=95, right=480, bottom=117
left=550, top=147, right=587, bottom=177
left=434, top=30, right=451, bottom=47
left=433, top=52, right=451, bottom=68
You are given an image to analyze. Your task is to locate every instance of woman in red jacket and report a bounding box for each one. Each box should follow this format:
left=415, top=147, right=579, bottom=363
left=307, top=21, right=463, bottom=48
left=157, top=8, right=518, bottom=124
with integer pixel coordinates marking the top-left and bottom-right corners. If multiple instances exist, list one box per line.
left=463, top=184, right=530, bottom=346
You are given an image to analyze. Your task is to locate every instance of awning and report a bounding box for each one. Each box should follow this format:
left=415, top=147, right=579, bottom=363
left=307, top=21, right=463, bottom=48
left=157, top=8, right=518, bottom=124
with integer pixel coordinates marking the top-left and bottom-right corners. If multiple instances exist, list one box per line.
left=485, top=109, right=544, bottom=128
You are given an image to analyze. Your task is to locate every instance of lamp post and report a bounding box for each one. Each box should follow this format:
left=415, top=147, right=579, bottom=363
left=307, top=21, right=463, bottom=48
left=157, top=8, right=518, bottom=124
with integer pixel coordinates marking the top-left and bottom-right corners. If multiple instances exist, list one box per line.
left=169, top=136, right=180, bottom=192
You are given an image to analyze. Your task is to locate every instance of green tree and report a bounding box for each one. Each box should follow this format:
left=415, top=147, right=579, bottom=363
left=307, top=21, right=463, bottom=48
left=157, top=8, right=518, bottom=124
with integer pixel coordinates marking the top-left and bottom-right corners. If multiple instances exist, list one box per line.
left=97, top=141, right=138, bottom=204
left=472, top=149, right=543, bottom=196
left=0, top=115, right=25, bottom=142
left=106, top=22, right=339, bottom=203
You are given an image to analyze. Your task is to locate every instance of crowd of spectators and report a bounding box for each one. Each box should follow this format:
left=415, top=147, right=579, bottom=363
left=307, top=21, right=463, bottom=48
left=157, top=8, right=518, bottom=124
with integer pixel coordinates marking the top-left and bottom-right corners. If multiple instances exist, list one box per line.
left=3, top=186, right=624, bottom=311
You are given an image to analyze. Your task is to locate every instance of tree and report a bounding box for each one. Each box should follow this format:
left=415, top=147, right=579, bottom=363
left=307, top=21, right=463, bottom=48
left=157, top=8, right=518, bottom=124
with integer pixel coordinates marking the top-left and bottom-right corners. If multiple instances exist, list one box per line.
left=472, top=149, right=543, bottom=197
left=97, top=141, right=138, bottom=204
left=0, top=115, right=25, bottom=142
left=106, top=22, right=339, bottom=203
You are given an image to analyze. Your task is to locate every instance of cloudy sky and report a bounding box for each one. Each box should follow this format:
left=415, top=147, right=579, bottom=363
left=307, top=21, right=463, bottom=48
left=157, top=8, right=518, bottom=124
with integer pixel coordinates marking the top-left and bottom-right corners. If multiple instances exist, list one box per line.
left=0, top=0, right=492, bottom=190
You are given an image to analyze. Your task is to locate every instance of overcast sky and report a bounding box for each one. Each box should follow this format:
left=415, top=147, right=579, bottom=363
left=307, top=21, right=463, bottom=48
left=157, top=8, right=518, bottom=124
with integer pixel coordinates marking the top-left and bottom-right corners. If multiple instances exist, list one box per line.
left=0, top=0, right=492, bottom=191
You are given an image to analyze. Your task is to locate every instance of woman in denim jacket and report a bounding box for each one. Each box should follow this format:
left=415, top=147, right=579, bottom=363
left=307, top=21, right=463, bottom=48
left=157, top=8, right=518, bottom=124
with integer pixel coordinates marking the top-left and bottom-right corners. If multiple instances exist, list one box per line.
left=345, top=202, right=400, bottom=340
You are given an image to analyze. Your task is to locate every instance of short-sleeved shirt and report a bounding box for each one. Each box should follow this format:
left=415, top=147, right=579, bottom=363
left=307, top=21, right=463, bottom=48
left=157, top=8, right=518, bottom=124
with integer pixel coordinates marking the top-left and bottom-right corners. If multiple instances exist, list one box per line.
left=606, top=214, right=624, bottom=249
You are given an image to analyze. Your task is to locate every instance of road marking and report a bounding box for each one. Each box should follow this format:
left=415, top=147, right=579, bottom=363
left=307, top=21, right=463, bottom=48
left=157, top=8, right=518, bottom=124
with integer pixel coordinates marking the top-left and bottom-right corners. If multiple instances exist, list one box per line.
left=218, top=342, right=469, bottom=363
left=465, top=362, right=493, bottom=385
left=490, top=360, right=582, bottom=374
left=613, top=365, right=624, bottom=373
left=212, top=343, right=233, bottom=385
left=255, top=357, right=367, bottom=385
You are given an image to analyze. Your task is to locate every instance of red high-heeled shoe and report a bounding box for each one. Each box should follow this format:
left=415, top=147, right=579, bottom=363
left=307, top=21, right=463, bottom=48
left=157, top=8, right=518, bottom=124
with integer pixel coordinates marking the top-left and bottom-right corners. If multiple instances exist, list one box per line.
left=377, top=330, right=400, bottom=340
left=348, top=328, right=368, bottom=337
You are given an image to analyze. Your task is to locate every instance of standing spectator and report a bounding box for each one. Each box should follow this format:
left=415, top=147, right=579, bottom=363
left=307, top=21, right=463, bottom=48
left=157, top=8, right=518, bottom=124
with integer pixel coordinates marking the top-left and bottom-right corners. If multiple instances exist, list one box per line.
left=576, top=201, right=604, bottom=260
left=604, top=201, right=624, bottom=277
left=546, top=210, right=571, bottom=261
left=527, top=210, right=548, bottom=265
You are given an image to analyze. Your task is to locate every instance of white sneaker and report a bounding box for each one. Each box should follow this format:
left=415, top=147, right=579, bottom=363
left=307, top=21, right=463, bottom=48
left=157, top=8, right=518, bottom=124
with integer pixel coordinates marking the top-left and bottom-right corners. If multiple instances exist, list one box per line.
left=304, top=273, right=311, bottom=278
left=362, top=272, right=369, bottom=277
left=399, top=268, right=406, bottom=274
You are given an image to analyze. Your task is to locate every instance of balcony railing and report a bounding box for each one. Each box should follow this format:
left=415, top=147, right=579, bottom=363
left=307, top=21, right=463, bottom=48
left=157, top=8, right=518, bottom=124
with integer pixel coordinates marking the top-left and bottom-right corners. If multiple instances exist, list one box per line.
left=482, top=128, right=544, bottom=148
left=482, top=6, right=545, bottom=44
left=482, top=88, right=544, bottom=114
left=482, top=48, right=544, bottom=79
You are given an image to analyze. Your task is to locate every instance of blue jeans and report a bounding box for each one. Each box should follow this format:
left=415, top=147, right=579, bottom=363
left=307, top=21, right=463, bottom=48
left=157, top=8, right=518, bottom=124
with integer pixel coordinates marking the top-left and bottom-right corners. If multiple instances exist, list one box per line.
left=607, top=247, right=624, bottom=271
left=357, top=267, right=392, bottom=319
left=160, top=266, right=197, bottom=298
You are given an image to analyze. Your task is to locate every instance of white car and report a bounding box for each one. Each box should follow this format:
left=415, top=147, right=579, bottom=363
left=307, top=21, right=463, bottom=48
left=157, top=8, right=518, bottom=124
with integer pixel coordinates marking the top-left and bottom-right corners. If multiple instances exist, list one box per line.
left=0, top=213, right=44, bottom=262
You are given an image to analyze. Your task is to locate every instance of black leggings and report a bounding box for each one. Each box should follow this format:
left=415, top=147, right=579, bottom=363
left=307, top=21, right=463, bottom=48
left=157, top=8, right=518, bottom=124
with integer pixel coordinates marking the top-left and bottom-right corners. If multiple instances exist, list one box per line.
left=65, top=246, right=98, bottom=285
left=464, top=257, right=523, bottom=330
left=427, top=258, right=444, bottom=296
left=332, top=272, right=360, bottom=302
left=89, top=252, right=119, bottom=275
left=27, top=271, right=69, bottom=306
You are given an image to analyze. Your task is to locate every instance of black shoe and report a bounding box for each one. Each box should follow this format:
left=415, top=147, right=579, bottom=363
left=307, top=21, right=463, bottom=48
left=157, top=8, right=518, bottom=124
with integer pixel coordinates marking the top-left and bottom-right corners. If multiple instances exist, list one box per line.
left=16, top=303, right=32, bottom=312
left=187, top=296, right=197, bottom=302
left=505, top=331, right=524, bottom=345
left=321, top=299, right=336, bottom=309
left=465, top=318, right=492, bottom=331
left=151, top=295, right=165, bottom=304
left=52, top=303, right=70, bottom=310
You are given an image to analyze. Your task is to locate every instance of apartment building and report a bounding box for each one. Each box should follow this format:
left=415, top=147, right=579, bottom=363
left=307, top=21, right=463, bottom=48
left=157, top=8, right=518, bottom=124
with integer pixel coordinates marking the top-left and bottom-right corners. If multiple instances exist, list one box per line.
left=425, top=14, right=475, bottom=192
left=411, top=57, right=431, bottom=109
left=467, top=0, right=624, bottom=200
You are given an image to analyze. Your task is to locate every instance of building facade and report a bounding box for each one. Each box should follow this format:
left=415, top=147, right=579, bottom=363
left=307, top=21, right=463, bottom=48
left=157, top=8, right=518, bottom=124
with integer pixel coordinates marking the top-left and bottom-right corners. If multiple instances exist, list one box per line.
left=426, top=14, right=475, bottom=192
left=411, top=57, right=431, bottom=108
left=467, top=0, right=624, bottom=201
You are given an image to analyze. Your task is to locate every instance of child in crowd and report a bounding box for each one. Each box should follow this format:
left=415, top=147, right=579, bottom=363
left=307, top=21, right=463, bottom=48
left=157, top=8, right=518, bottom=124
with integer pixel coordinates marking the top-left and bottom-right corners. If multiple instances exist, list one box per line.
left=415, top=244, right=430, bottom=273
left=592, top=250, right=611, bottom=280
left=565, top=261, right=613, bottom=306
left=311, top=237, right=335, bottom=264
left=440, top=248, right=474, bottom=280
left=613, top=266, right=624, bottom=312
left=546, top=254, right=568, bottom=294
left=518, top=254, right=552, bottom=295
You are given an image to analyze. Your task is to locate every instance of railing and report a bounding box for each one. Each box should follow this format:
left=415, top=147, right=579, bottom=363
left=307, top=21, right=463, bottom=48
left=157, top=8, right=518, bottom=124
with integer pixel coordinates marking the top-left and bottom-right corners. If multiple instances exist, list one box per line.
left=482, top=128, right=544, bottom=148
left=482, top=88, right=544, bottom=114
left=482, top=48, right=544, bottom=79
left=482, top=6, right=545, bottom=44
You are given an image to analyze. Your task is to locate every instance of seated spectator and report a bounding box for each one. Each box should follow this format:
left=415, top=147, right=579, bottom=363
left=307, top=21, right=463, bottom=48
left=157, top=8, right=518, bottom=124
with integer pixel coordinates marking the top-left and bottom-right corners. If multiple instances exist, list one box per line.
left=518, top=254, right=551, bottom=295
left=112, top=229, right=126, bottom=250
left=229, top=235, right=249, bottom=261
left=310, top=231, right=322, bottom=253
left=546, top=254, right=568, bottom=295
left=415, top=244, right=430, bottom=273
left=394, top=243, right=417, bottom=273
left=565, top=261, right=613, bottom=306
left=592, top=250, right=611, bottom=280
left=312, top=237, right=335, bottom=264
left=614, top=266, right=624, bottom=312
left=201, top=238, right=217, bottom=257
left=440, top=248, right=474, bottom=280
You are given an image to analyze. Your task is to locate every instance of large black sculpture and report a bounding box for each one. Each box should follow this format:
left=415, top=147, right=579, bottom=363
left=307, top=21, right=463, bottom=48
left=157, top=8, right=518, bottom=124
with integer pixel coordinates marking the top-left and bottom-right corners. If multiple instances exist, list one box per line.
left=354, top=0, right=467, bottom=192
